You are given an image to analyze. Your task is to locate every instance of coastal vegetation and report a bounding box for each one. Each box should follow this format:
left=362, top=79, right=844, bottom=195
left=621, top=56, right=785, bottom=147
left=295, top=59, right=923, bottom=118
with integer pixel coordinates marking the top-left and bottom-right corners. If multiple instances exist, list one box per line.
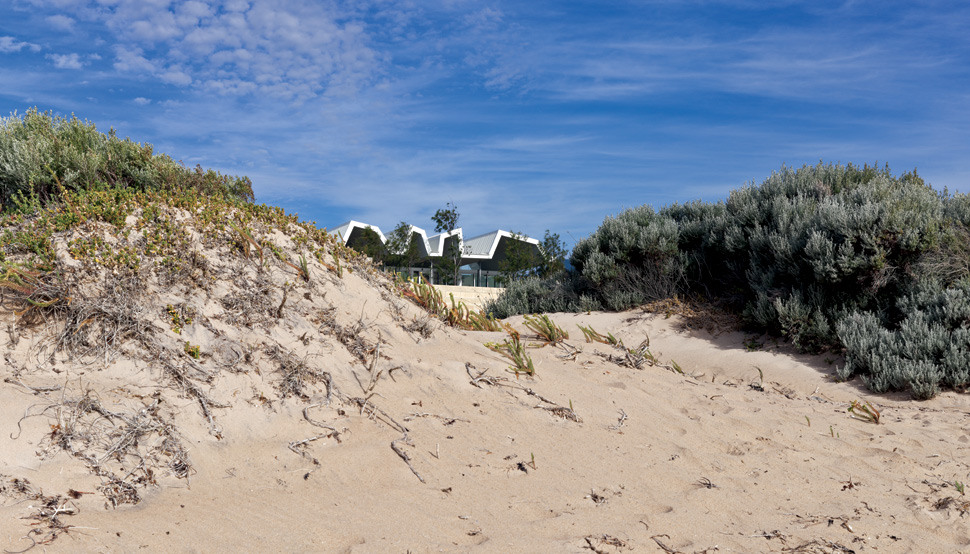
left=487, top=163, right=970, bottom=398
left=0, top=108, right=253, bottom=210
left=0, top=109, right=369, bottom=334
left=5, top=109, right=966, bottom=399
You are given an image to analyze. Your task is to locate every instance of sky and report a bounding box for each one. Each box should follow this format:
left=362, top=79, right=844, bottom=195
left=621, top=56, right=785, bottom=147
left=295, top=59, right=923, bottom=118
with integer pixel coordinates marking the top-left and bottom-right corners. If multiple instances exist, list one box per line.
left=1, top=0, right=968, bottom=245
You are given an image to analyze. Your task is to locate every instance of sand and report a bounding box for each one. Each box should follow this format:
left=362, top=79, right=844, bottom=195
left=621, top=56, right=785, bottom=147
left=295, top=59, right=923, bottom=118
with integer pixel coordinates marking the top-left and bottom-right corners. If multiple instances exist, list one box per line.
left=2, top=217, right=970, bottom=554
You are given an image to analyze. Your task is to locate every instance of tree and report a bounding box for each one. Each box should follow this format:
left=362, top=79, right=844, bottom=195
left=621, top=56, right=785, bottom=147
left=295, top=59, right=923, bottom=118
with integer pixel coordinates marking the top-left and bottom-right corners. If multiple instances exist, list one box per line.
left=432, top=202, right=460, bottom=234
left=499, top=232, right=539, bottom=283
left=431, top=202, right=463, bottom=285
left=347, top=226, right=385, bottom=265
left=385, top=221, right=422, bottom=272
left=538, top=230, right=568, bottom=277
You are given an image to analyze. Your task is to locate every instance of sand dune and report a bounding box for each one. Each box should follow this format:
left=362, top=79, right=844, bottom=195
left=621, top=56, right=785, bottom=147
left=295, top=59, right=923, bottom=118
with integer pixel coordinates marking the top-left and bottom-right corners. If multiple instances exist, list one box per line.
left=2, top=210, right=970, bottom=554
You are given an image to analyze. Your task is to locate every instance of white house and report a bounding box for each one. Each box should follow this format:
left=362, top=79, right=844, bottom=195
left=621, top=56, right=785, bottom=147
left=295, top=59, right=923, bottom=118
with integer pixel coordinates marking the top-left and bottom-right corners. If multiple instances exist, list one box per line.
left=330, top=221, right=542, bottom=287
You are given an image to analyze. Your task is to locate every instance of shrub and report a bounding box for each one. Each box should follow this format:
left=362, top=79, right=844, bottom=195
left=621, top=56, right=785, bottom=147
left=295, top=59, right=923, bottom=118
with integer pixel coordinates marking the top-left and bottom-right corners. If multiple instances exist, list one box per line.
left=490, top=162, right=970, bottom=397
left=0, top=108, right=253, bottom=210
left=484, top=274, right=601, bottom=319
left=838, top=280, right=970, bottom=398
left=571, top=205, right=684, bottom=310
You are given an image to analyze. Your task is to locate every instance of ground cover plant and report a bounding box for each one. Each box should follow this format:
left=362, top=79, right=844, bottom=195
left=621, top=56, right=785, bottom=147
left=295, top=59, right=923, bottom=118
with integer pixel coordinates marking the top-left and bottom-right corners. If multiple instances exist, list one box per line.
left=0, top=110, right=369, bottom=296
left=400, top=280, right=502, bottom=331
left=523, top=314, right=568, bottom=345
left=487, top=162, right=970, bottom=398
left=484, top=327, right=536, bottom=376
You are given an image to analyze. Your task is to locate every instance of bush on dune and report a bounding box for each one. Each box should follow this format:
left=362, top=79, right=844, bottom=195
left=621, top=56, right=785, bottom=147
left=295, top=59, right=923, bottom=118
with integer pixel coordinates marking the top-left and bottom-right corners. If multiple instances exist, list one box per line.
left=0, top=108, right=254, bottom=210
left=484, top=272, right=601, bottom=318
left=490, top=162, right=970, bottom=398
left=0, top=109, right=361, bottom=330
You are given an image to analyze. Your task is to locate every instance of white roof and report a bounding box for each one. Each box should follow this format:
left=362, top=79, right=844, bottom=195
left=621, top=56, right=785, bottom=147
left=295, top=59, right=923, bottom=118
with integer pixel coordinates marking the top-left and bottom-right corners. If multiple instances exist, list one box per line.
left=429, top=228, right=463, bottom=256
left=462, top=230, right=539, bottom=260
left=331, top=220, right=386, bottom=243
left=334, top=221, right=540, bottom=265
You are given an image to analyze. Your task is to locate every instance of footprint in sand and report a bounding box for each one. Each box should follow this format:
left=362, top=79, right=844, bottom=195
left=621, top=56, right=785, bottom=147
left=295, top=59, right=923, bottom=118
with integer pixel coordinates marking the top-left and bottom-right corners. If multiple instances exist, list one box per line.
left=653, top=504, right=675, bottom=514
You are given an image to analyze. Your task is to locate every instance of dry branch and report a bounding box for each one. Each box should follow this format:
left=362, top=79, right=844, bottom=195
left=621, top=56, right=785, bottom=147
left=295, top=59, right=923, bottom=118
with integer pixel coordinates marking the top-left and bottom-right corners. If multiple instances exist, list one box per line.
left=391, top=434, right=425, bottom=483
left=464, top=363, right=582, bottom=422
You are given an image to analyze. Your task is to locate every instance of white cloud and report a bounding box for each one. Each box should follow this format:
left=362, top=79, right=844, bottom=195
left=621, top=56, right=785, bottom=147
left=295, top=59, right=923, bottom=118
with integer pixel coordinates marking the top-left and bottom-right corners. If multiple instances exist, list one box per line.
left=45, top=14, right=75, bottom=31
left=159, top=68, right=192, bottom=86
left=176, top=1, right=214, bottom=26
left=224, top=0, right=249, bottom=12
left=127, top=11, right=181, bottom=43
left=0, top=36, right=41, bottom=53
left=47, top=52, right=84, bottom=69
left=28, top=0, right=383, bottom=101
left=133, top=97, right=151, bottom=105
left=112, top=46, right=156, bottom=73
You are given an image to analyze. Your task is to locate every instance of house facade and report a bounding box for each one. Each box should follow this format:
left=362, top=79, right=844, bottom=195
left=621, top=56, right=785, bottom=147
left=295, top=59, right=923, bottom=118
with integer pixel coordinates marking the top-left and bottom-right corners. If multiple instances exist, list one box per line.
left=330, top=220, right=541, bottom=287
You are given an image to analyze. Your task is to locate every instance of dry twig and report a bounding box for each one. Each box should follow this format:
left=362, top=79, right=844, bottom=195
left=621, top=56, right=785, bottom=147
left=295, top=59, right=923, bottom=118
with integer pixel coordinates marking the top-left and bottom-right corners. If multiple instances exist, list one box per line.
left=391, top=434, right=425, bottom=483
left=609, top=409, right=628, bottom=431
left=465, top=363, right=581, bottom=422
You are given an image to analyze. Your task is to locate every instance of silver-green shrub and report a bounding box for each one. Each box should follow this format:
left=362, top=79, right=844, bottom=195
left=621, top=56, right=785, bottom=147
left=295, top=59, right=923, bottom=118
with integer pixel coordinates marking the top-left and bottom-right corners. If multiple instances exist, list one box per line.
left=571, top=205, right=684, bottom=310
left=483, top=274, right=601, bottom=319
left=838, top=280, right=970, bottom=399
left=1, top=108, right=253, bottom=209
left=490, top=162, right=970, bottom=397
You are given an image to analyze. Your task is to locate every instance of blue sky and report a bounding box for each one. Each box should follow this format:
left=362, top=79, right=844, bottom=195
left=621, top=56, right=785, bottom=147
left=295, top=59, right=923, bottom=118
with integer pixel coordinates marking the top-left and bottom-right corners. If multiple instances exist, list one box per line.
left=2, top=1, right=968, bottom=245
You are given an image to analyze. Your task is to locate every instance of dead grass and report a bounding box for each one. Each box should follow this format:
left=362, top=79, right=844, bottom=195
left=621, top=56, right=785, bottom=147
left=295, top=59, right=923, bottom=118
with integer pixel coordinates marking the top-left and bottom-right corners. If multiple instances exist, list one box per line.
left=596, top=335, right=684, bottom=374
left=404, top=314, right=436, bottom=338
left=584, top=534, right=629, bottom=553
left=221, top=273, right=276, bottom=328
left=317, top=305, right=380, bottom=364
left=40, top=274, right=153, bottom=365
left=17, top=391, right=192, bottom=512
left=0, top=477, right=77, bottom=551
left=465, top=363, right=582, bottom=422
left=266, top=345, right=332, bottom=401
left=156, top=347, right=228, bottom=437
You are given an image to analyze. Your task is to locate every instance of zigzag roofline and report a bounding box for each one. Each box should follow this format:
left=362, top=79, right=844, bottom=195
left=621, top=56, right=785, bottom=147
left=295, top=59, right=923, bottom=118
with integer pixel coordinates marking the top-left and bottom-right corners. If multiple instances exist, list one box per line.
left=332, top=222, right=540, bottom=260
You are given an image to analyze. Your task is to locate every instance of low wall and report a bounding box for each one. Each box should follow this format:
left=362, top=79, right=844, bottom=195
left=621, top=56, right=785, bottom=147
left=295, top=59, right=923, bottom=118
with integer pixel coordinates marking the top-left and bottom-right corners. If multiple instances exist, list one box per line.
left=435, top=285, right=503, bottom=312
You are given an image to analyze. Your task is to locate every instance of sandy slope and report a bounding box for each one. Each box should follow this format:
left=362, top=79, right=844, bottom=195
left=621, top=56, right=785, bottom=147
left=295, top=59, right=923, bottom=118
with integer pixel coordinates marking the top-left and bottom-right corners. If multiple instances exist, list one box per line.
left=2, top=217, right=970, bottom=554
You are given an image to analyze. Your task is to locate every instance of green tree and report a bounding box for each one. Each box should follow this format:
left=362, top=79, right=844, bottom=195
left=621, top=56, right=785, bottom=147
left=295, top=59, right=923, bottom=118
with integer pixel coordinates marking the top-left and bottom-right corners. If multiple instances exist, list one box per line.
left=432, top=202, right=460, bottom=234
left=385, top=221, right=422, bottom=272
left=499, top=232, right=539, bottom=283
left=347, top=226, right=385, bottom=265
left=538, top=230, right=567, bottom=277
left=432, top=202, right=463, bottom=285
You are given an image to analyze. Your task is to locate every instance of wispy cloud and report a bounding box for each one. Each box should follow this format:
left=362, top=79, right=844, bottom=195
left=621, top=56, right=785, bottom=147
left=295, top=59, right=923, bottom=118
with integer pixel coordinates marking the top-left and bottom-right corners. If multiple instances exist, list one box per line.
left=45, top=14, right=75, bottom=31
left=0, top=36, right=41, bottom=53
left=46, top=52, right=84, bottom=69
left=28, top=0, right=383, bottom=102
left=1, top=0, right=968, bottom=243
